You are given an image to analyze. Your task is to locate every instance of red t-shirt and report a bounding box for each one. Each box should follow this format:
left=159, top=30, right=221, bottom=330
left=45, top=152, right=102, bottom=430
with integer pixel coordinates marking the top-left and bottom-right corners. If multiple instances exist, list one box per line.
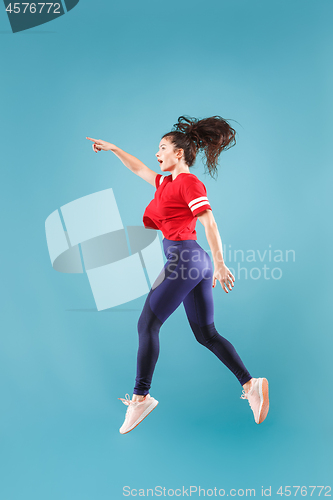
left=142, top=172, right=212, bottom=240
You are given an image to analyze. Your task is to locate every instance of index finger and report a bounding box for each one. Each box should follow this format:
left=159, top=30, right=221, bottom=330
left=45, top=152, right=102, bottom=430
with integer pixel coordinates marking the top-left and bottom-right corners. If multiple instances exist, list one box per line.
left=86, top=137, right=99, bottom=142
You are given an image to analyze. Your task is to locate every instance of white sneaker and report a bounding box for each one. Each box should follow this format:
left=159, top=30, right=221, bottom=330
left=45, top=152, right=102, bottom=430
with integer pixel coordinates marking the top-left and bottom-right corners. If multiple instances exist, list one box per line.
left=241, top=378, right=269, bottom=424
left=118, top=393, right=159, bottom=434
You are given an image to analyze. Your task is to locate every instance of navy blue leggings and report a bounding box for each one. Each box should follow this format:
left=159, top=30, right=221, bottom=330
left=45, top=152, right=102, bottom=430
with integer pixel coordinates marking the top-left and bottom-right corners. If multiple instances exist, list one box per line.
left=133, top=238, right=252, bottom=395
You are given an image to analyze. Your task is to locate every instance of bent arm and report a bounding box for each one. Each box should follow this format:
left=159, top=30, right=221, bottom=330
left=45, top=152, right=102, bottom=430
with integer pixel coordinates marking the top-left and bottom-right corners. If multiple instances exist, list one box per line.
left=110, top=145, right=157, bottom=187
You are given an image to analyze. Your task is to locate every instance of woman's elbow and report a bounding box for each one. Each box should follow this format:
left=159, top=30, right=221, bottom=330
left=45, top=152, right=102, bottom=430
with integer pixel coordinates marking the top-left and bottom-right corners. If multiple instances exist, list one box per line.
left=197, top=210, right=216, bottom=228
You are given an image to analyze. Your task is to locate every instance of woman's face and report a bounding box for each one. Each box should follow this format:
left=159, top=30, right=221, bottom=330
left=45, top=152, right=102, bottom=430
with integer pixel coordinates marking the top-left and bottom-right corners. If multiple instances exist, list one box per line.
left=156, top=137, right=183, bottom=172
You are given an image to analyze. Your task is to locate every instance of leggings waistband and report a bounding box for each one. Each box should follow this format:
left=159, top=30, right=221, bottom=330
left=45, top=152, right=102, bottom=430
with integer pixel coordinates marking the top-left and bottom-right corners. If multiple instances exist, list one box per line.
left=162, top=238, right=201, bottom=248
left=162, top=238, right=204, bottom=260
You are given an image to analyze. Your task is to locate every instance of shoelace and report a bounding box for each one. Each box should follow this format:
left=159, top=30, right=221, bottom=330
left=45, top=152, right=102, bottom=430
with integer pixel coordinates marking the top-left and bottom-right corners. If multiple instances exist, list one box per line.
left=240, top=388, right=255, bottom=413
left=240, top=379, right=256, bottom=400
left=118, top=394, right=147, bottom=417
left=118, top=394, right=135, bottom=417
left=118, top=394, right=132, bottom=406
left=240, top=389, right=248, bottom=400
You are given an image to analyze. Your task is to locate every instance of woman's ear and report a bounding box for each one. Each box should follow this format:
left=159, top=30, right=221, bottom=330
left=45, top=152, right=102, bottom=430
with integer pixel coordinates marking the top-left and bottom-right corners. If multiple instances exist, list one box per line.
left=176, top=148, right=184, bottom=160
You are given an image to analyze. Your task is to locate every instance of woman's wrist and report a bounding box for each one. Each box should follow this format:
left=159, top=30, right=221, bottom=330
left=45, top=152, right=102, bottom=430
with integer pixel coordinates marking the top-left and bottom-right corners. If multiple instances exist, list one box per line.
left=213, top=253, right=225, bottom=267
left=109, top=143, right=118, bottom=153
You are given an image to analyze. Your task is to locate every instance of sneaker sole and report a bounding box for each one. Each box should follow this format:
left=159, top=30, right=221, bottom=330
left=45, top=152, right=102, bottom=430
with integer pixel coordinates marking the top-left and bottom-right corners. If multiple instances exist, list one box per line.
left=119, top=400, right=159, bottom=434
left=258, top=378, right=269, bottom=424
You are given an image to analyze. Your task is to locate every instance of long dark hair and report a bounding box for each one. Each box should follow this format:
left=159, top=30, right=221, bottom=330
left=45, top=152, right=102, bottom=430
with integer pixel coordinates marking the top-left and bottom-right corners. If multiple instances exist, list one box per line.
left=162, top=115, right=236, bottom=179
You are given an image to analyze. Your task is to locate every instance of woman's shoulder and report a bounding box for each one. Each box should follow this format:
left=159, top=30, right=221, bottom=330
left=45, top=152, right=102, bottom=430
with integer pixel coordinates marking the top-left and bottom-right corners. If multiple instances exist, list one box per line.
left=156, top=173, right=172, bottom=188
left=180, top=173, right=206, bottom=187
left=180, top=173, right=198, bottom=181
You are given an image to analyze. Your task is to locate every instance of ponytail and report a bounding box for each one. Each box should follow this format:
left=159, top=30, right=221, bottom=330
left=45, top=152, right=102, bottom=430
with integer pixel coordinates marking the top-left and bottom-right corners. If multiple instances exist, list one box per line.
left=162, top=115, right=236, bottom=178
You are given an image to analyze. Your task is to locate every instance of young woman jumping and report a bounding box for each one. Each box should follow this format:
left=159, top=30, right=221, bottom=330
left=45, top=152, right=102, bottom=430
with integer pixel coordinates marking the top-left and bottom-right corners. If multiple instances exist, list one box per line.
left=86, top=115, right=269, bottom=434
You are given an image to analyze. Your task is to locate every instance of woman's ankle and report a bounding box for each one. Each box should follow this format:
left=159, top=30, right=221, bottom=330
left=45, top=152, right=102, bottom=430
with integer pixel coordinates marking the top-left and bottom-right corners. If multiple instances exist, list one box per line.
left=132, top=394, right=146, bottom=402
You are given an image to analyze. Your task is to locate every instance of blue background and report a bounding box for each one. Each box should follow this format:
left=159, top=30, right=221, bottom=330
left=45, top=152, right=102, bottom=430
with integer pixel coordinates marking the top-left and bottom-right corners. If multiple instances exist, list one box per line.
left=1, top=0, right=332, bottom=498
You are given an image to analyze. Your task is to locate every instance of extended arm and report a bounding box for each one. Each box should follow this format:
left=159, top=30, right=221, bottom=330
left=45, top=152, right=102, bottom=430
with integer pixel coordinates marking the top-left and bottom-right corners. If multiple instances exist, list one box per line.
left=197, top=210, right=235, bottom=293
left=86, top=137, right=157, bottom=187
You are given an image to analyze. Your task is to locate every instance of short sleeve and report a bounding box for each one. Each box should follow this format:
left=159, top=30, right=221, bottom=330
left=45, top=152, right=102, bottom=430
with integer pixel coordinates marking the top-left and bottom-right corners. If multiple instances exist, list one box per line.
left=155, top=174, right=166, bottom=189
left=181, top=176, right=212, bottom=217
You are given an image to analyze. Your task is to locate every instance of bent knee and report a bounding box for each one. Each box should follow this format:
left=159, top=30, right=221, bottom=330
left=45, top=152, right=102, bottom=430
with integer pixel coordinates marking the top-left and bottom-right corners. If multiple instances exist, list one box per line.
left=138, top=305, right=163, bottom=336
left=189, top=319, right=219, bottom=345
